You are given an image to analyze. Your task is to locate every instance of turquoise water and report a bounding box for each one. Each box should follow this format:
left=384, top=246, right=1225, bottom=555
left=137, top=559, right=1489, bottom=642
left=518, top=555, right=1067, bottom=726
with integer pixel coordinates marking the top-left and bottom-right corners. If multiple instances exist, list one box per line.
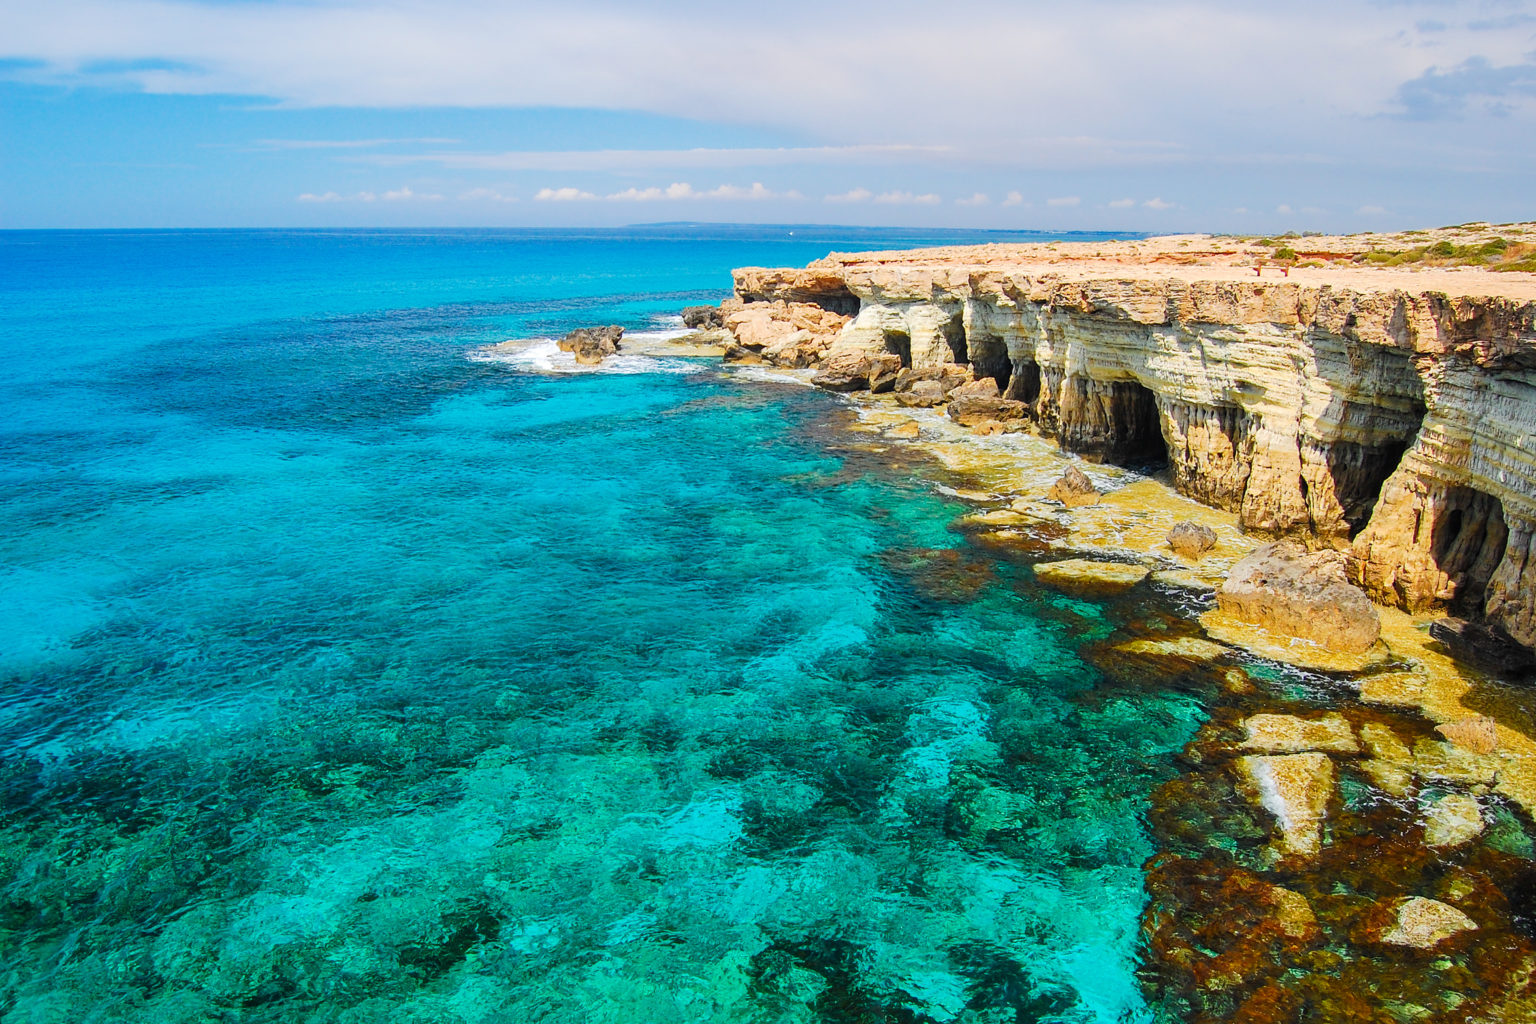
left=0, top=227, right=1200, bottom=1023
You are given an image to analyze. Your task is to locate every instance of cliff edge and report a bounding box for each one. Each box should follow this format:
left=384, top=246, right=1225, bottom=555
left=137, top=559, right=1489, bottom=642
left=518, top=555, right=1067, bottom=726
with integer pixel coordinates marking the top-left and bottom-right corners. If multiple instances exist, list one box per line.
left=722, top=225, right=1536, bottom=652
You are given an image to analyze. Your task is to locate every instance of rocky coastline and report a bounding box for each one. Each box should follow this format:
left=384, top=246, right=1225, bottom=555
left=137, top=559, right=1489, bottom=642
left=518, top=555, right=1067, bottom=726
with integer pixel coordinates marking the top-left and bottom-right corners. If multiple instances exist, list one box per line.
left=657, top=224, right=1536, bottom=1022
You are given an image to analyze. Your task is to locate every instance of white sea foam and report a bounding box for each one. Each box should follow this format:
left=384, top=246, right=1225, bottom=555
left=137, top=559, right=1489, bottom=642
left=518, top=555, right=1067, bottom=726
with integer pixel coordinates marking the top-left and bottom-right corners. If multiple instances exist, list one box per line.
left=469, top=338, right=701, bottom=376
left=726, top=365, right=818, bottom=387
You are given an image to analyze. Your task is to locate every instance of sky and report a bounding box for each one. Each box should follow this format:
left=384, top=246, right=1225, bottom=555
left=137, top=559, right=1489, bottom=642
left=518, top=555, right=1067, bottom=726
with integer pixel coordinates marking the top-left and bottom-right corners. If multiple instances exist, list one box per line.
left=2, top=0, right=1534, bottom=231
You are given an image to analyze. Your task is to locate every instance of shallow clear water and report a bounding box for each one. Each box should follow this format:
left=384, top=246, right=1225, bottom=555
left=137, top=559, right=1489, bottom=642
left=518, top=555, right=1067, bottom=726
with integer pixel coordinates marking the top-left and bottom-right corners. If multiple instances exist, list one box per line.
left=0, top=227, right=1201, bottom=1023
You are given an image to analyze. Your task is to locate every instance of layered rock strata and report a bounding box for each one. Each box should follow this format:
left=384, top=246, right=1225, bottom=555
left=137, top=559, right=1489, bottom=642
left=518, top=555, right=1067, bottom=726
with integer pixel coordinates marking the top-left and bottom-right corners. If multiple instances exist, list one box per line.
left=720, top=239, right=1536, bottom=651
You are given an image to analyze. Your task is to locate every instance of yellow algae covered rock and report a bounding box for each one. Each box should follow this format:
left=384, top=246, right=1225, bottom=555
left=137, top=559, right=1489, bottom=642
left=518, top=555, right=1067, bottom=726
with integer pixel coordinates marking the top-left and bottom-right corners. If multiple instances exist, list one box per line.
left=1423, top=792, right=1485, bottom=848
left=1357, top=671, right=1427, bottom=708
left=883, top=419, right=921, bottom=440
left=1376, top=896, right=1477, bottom=949
left=1032, top=559, right=1148, bottom=597
left=1115, top=637, right=1229, bottom=663
left=1236, top=752, right=1335, bottom=859
left=1239, top=713, right=1359, bottom=754
left=1199, top=609, right=1385, bottom=673
left=1359, top=722, right=1415, bottom=797
left=1412, top=739, right=1498, bottom=786
left=1046, top=465, right=1100, bottom=507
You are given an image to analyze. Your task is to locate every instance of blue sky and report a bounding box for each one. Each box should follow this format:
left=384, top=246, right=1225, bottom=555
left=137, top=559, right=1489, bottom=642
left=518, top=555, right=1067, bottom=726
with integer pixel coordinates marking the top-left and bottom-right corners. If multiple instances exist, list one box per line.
left=3, top=0, right=1534, bottom=231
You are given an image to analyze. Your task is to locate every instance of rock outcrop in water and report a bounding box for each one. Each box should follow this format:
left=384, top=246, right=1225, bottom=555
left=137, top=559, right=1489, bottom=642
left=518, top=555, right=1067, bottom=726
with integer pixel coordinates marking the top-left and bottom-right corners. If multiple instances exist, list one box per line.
left=558, top=324, right=624, bottom=365
left=716, top=231, right=1536, bottom=655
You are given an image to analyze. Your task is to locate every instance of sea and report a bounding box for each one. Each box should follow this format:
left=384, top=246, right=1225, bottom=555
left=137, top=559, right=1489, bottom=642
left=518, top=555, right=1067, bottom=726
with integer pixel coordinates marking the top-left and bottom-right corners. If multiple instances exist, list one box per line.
left=0, top=226, right=1208, bottom=1024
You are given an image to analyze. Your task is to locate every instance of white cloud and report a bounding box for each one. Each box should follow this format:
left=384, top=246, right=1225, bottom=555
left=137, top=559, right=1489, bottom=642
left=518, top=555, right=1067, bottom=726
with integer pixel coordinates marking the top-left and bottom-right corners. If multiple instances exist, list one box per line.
left=1047, top=196, right=1081, bottom=207
left=1002, top=191, right=1027, bottom=207
left=1108, top=198, right=1136, bottom=208
left=1356, top=204, right=1389, bottom=215
left=955, top=192, right=990, bottom=206
left=874, top=190, right=941, bottom=205
left=1233, top=206, right=1250, bottom=214
left=364, top=144, right=950, bottom=172
left=1276, top=203, right=1295, bottom=215
left=825, top=188, right=873, bottom=203
left=458, top=187, right=515, bottom=202
left=381, top=186, right=442, bottom=201
left=603, top=181, right=795, bottom=201
left=258, top=137, right=459, bottom=150
left=297, top=189, right=378, bottom=202
left=1142, top=197, right=1175, bottom=209
left=535, top=187, right=598, bottom=201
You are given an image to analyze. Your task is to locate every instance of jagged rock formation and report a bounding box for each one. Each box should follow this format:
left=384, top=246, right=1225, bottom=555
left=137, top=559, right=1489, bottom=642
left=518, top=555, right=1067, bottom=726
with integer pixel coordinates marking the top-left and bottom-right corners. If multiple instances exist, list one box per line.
left=558, top=324, right=624, bottom=365
left=717, top=241, right=1536, bottom=652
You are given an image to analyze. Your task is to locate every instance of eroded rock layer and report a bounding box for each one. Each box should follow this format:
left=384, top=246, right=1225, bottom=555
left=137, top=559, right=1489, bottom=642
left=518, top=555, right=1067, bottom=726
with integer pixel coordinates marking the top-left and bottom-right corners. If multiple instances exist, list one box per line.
left=725, top=248, right=1536, bottom=649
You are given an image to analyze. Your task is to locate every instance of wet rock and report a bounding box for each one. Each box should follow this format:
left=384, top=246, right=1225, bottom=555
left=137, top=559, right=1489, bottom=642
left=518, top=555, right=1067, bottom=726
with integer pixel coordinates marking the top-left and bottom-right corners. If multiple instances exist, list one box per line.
left=895, top=380, right=944, bottom=407
left=1215, top=541, right=1381, bottom=654
left=721, top=342, right=764, bottom=364
left=893, top=364, right=972, bottom=395
left=1360, top=722, right=1414, bottom=798
left=1046, top=465, right=1101, bottom=508
left=681, top=305, right=723, bottom=329
left=1428, top=617, right=1536, bottom=678
left=1412, top=738, right=1497, bottom=785
left=1436, top=715, right=1499, bottom=755
left=1424, top=792, right=1485, bottom=848
left=884, top=419, right=921, bottom=440
left=972, top=419, right=1014, bottom=436
left=947, top=396, right=1026, bottom=427
left=1033, top=558, right=1149, bottom=597
left=558, top=324, right=624, bottom=364
left=1375, top=896, right=1477, bottom=949
left=1356, top=672, right=1426, bottom=709
left=1168, top=521, right=1218, bottom=559
left=867, top=353, right=904, bottom=394
left=1236, top=752, right=1335, bottom=859
left=1239, top=713, right=1360, bottom=755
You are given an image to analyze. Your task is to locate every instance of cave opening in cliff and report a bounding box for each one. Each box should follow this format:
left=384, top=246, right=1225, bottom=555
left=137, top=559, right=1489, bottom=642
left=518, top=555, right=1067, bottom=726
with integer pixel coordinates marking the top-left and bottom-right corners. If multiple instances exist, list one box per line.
left=1428, top=487, right=1508, bottom=615
left=943, top=314, right=967, bottom=364
left=882, top=329, right=912, bottom=368
left=1004, top=359, right=1041, bottom=407
left=1107, top=381, right=1168, bottom=472
left=968, top=334, right=1012, bottom=392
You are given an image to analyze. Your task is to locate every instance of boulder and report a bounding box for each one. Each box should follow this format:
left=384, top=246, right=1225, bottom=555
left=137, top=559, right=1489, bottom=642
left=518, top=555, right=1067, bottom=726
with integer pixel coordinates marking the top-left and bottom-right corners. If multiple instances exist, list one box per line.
left=1215, top=541, right=1381, bottom=654
left=947, top=396, right=1026, bottom=427
left=950, top=377, right=1000, bottom=400
left=867, top=353, right=904, bottom=394
left=811, top=352, right=873, bottom=391
left=1435, top=715, right=1499, bottom=755
left=680, top=305, right=723, bottom=329
left=1047, top=465, right=1101, bottom=508
left=894, top=365, right=972, bottom=395
left=895, top=380, right=945, bottom=408
left=1375, top=897, right=1476, bottom=949
left=1168, top=521, right=1218, bottom=559
left=1236, top=752, right=1334, bottom=859
left=558, top=325, right=624, bottom=365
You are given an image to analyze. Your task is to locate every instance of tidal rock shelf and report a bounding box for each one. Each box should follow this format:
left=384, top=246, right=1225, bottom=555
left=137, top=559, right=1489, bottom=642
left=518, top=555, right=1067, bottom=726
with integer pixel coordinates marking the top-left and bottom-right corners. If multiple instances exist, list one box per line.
left=719, top=229, right=1536, bottom=656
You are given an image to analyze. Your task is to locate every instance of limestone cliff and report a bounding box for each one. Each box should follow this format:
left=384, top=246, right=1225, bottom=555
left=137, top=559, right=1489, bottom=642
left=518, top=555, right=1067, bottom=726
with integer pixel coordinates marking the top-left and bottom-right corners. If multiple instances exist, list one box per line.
left=724, top=235, right=1536, bottom=650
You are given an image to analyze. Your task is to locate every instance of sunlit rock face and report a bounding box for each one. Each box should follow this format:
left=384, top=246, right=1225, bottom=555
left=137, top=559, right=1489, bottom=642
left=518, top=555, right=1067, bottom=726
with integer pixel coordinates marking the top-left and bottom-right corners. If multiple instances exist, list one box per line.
left=730, top=258, right=1536, bottom=650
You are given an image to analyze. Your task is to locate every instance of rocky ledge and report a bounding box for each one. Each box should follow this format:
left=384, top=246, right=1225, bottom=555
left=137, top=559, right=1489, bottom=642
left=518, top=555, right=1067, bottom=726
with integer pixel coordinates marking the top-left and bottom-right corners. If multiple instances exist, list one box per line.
left=714, top=226, right=1536, bottom=660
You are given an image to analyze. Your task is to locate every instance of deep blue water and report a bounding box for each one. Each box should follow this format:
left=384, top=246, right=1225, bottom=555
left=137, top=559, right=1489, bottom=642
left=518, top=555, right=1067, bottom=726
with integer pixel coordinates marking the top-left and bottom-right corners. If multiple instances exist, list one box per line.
left=0, top=227, right=1200, bottom=1023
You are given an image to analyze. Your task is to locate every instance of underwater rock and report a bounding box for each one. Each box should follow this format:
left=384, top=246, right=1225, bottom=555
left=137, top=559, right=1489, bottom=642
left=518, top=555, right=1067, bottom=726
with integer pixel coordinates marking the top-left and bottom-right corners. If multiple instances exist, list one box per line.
left=1046, top=466, right=1101, bottom=508
left=1360, top=722, right=1415, bottom=798
left=884, top=419, right=921, bottom=440
left=1215, top=541, right=1381, bottom=654
left=1376, top=896, right=1477, bottom=949
left=1423, top=792, right=1485, bottom=848
left=1357, top=671, right=1426, bottom=709
left=1238, top=713, right=1359, bottom=755
left=1412, top=738, right=1498, bottom=786
left=558, top=324, right=624, bottom=364
left=1435, top=715, right=1499, bottom=755
left=1168, top=521, right=1218, bottom=559
left=946, top=396, right=1026, bottom=427
left=1033, top=558, right=1149, bottom=597
left=1236, top=752, right=1335, bottom=859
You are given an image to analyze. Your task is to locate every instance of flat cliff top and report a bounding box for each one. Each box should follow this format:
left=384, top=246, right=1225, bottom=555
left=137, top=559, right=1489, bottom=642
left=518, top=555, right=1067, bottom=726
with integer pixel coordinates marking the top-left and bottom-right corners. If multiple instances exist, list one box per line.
left=804, top=222, right=1536, bottom=302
